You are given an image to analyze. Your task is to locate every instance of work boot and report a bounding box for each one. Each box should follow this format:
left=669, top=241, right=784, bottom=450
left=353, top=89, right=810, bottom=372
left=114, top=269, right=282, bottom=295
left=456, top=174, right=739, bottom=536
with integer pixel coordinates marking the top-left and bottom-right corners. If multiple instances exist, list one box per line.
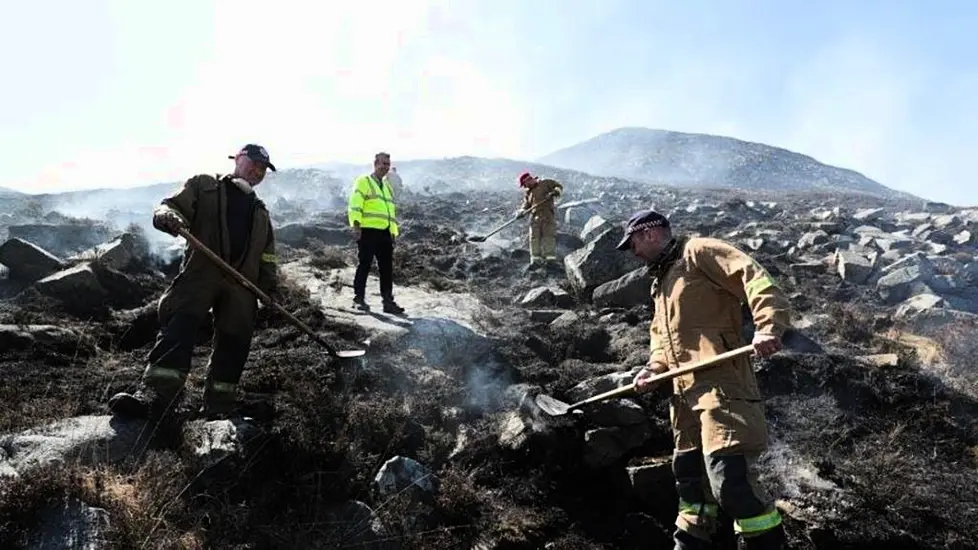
left=382, top=299, right=405, bottom=314
left=108, top=387, right=174, bottom=419
left=741, top=524, right=786, bottom=550
left=352, top=295, right=370, bottom=311
left=199, top=399, right=238, bottom=421
left=674, top=529, right=715, bottom=550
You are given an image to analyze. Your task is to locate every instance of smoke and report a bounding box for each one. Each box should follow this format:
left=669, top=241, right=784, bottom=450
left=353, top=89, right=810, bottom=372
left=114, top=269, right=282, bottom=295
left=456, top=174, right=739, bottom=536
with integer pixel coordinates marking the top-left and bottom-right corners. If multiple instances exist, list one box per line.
left=759, top=394, right=843, bottom=499
left=23, top=168, right=358, bottom=266
left=464, top=357, right=516, bottom=413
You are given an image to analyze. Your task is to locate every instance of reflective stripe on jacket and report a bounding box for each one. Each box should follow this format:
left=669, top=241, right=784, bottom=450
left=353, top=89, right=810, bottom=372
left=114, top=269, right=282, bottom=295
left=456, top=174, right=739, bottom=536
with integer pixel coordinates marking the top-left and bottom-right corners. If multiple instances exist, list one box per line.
left=348, top=174, right=399, bottom=237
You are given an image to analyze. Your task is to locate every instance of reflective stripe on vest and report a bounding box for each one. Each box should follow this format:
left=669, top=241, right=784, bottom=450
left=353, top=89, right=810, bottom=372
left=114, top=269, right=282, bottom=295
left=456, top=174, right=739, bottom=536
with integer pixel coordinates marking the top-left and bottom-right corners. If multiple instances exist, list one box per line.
left=349, top=175, right=398, bottom=235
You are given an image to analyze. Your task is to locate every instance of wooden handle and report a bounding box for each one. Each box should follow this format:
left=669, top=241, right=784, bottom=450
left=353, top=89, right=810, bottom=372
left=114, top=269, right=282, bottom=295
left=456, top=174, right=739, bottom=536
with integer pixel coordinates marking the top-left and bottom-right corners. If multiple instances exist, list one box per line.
left=177, top=228, right=341, bottom=355
left=570, top=344, right=756, bottom=408
left=644, top=344, right=756, bottom=385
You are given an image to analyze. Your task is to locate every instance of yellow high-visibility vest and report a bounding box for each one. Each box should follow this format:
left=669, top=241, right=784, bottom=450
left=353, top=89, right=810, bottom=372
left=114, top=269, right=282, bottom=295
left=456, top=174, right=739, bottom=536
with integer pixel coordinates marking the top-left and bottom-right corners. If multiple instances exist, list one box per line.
left=347, top=174, right=399, bottom=237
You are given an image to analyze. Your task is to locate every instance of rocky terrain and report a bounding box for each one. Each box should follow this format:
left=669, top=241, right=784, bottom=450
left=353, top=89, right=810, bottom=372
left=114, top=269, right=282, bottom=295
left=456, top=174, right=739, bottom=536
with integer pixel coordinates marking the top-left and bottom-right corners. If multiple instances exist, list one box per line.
left=1, top=163, right=977, bottom=549
left=538, top=127, right=914, bottom=199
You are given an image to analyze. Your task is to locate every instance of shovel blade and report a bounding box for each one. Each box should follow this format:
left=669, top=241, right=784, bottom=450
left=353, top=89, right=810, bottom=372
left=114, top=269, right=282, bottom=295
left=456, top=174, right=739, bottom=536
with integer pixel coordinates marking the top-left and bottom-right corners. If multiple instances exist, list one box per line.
left=335, top=349, right=367, bottom=358
left=466, top=235, right=487, bottom=243
left=535, top=394, right=573, bottom=416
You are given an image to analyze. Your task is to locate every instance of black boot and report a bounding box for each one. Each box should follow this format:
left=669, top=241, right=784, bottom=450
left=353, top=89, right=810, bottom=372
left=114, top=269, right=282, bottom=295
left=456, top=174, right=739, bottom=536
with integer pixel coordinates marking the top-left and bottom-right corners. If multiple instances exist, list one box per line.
left=199, top=399, right=239, bottom=420
left=674, top=529, right=715, bottom=550
left=742, top=524, right=786, bottom=550
left=352, top=295, right=370, bottom=311
left=108, top=387, right=174, bottom=419
left=382, top=299, right=405, bottom=314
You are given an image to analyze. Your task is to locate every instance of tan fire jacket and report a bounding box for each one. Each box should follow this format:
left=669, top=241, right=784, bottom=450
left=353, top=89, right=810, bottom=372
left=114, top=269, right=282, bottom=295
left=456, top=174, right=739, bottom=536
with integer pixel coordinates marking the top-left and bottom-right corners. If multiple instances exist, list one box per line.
left=153, top=174, right=278, bottom=294
left=649, top=236, right=791, bottom=400
left=521, top=178, right=563, bottom=222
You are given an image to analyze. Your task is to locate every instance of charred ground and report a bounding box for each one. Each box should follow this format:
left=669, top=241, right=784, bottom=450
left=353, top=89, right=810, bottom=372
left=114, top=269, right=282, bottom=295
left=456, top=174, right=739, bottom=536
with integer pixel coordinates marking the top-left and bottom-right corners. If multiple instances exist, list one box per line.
left=0, top=184, right=977, bottom=549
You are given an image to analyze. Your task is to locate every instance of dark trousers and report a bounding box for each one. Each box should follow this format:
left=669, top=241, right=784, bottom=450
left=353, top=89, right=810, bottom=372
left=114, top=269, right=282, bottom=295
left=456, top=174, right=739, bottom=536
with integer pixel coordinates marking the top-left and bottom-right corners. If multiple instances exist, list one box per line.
left=142, top=265, right=257, bottom=406
left=353, top=228, right=394, bottom=301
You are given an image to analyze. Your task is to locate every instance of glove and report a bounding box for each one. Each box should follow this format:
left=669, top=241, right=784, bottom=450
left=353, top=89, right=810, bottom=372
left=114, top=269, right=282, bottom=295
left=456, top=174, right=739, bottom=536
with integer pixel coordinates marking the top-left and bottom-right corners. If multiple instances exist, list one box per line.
left=633, top=360, right=669, bottom=394
left=154, top=210, right=186, bottom=236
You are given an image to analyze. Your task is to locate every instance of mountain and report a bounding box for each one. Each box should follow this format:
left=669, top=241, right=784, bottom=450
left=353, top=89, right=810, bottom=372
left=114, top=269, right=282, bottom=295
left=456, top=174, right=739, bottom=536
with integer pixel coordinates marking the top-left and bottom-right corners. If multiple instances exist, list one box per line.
left=312, top=156, right=637, bottom=195
left=0, top=186, right=24, bottom=198
left=538, top=127, right=912, bottom=199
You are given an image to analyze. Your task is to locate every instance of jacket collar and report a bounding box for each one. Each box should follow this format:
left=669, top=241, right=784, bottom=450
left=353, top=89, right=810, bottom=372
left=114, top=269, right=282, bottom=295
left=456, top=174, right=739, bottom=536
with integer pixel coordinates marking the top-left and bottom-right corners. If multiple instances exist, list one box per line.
left=649, top=235, right=684, bottom=269
left=222, top=174, right=255, bottom=195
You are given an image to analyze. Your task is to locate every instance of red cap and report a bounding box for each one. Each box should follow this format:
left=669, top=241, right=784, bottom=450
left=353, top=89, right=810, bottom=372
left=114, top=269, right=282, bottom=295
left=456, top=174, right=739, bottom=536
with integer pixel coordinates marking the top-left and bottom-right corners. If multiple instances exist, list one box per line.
left=518, top=171, right=532, bottom=187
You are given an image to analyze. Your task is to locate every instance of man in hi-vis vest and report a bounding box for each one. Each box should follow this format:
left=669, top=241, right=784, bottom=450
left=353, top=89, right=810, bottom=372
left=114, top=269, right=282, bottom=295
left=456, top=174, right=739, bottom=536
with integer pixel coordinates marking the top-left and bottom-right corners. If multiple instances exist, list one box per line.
left=347, top=152, right=405, bottom=314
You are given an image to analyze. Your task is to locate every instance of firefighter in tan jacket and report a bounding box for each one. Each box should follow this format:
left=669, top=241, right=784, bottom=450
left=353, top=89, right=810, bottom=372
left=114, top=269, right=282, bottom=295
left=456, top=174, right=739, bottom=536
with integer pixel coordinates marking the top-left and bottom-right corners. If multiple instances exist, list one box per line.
left=617, top=209, right=790, bottom=550
left=108, top=144, right=279, bottom=421
left=516, top=171, right=563, bottom=266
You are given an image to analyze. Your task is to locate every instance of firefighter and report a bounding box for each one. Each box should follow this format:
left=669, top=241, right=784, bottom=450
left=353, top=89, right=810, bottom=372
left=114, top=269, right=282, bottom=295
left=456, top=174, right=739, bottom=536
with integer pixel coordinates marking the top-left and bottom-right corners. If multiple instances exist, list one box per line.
left=108, top=144, right=279, bottom=420
left=618, top=209, right=790, bottom=550
left=515, top=171, right=563, bottom=266
left=348, top=152, right=404, bottom=314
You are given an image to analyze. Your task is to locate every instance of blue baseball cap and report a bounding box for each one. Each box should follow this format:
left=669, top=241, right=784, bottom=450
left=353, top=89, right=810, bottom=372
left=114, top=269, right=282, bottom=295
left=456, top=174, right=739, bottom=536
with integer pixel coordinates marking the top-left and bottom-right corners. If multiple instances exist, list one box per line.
left=229, top=144, right=276, bottom=171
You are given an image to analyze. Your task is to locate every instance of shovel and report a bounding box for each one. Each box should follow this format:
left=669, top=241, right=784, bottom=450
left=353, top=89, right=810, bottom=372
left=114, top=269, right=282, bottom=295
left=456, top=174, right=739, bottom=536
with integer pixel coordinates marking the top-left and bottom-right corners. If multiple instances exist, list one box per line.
left=466, top=193, right=556, bottom=243
left=535, top=344, right=756, bottom=416
left=177, top=228, right=367, bottom=358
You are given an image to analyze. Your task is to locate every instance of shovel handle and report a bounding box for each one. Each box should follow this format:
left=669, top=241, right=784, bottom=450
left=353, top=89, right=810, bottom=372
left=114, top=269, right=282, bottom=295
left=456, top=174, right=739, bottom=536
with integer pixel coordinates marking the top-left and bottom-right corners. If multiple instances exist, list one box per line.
left=479, top=197, right=552, bottom=240
left=569, top=344, right=756, bottom=408
left=480, top=216, right=522, bottom=240
left=177, top=228, right=343, bottom=356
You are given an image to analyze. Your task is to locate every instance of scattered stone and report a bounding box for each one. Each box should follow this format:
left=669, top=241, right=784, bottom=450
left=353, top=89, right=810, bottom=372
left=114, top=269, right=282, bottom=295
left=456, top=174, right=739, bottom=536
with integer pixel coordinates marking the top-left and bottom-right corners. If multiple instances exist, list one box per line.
left=592, top=266, right=651, bottom=308
left=580, top=215, right=610, bottom=242
left=0, top=416, right=147, bottom=478
left=836, top=250, right=875, bottom=284
left=34, top=263, right=106, bottom=302
left=520, top=286, right=572, bottom=308
left=373, top=456, right=438, bottom=500
left=564, top=227, right=644, bottom=295
left=71, top=232, right=149, bottom=271
left=0, top=238, right=64, bottom=282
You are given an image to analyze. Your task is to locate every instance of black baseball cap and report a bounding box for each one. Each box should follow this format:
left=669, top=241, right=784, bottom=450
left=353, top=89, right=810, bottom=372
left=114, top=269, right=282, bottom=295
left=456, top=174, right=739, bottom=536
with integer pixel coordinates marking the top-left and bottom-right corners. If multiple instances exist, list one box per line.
left=229, top=144, right=276, bottom=171
left=616, top=209, right=671, bottom=250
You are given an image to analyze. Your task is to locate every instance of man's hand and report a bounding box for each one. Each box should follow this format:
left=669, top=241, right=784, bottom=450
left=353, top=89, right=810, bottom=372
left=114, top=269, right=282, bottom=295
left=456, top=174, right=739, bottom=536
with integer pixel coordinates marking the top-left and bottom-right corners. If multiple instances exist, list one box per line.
left=154, top=210, right=186, bottom=236
left=752, top=332, right=782, bottom=358
left=352, top=225, right=362, bottom=242
left=633, top=359, right=669, bottom=394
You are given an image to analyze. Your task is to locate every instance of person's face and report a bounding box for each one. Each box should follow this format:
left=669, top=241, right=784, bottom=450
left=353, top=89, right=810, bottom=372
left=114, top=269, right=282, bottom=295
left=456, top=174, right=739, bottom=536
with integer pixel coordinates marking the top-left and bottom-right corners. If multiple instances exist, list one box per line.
left=629, top=228, right=670, bottom=262
left=374, top=155, right=391, bottom=178
left=235, top=155, right=268, bottom=186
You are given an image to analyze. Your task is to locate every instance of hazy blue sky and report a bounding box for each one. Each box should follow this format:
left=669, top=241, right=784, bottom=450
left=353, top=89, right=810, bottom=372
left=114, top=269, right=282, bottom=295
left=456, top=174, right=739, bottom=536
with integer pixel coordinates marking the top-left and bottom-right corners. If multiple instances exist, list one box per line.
left=3, top=1, right=976, bottom=204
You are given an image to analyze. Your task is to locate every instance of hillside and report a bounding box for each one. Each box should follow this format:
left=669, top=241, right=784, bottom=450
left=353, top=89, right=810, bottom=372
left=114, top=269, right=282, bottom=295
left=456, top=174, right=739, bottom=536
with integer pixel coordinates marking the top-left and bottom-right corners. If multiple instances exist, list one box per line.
left=1, top=176, right=977, bottom=548
left=311, top=156, right=634, bottom=195
left=538, top=127, right=912, bottom=199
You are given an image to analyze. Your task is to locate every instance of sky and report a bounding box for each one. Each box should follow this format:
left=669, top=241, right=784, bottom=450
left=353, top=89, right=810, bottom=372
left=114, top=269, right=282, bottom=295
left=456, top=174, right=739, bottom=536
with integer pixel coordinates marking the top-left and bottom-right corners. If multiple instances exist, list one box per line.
left=2, top=0, right=976, bottom=205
